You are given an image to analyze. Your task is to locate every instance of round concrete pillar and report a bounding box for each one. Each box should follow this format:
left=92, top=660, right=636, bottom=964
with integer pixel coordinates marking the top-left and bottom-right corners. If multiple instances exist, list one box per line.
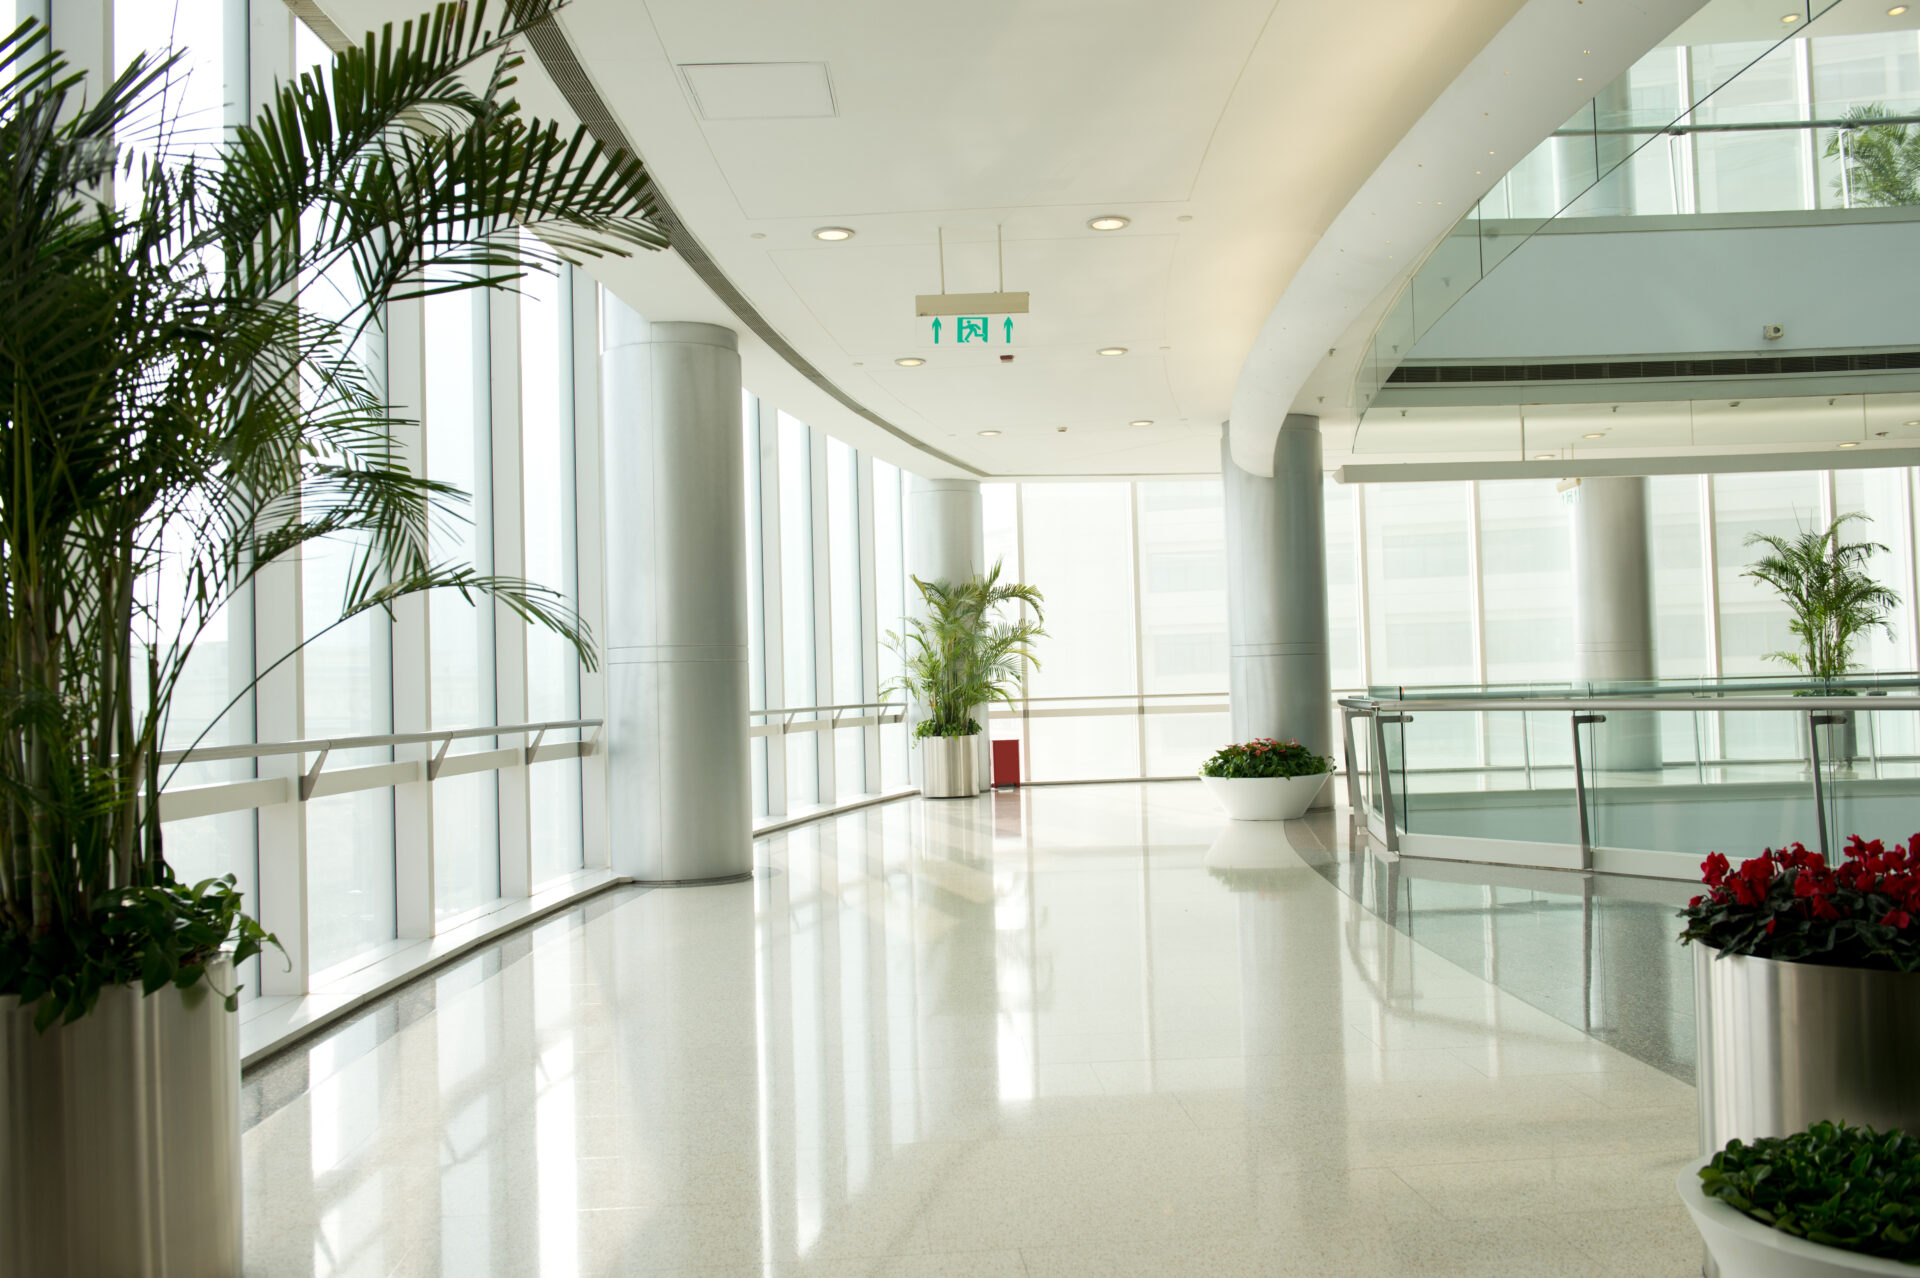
left=1572, top=475, right=1660, bottom=770
left=601, top=302, right=751, bottom=882
left=1223, top=416, right=1333, bottom=773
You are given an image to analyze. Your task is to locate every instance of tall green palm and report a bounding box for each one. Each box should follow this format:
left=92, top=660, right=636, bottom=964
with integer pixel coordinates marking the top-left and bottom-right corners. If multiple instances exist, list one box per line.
left=0, top=1, right=666, bottom=1026
left=883, top=562, right=1044, bottom=739
left=1825, top=104, right=1920, bottom=207
left=1743, top=512, right=1900, bottom=683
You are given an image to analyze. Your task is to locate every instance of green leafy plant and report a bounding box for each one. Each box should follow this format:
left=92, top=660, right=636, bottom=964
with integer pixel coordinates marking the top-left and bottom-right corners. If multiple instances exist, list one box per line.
left=1200, top=738, right=1331, bottom=780
left=1742, top=512, right=1899, bottom=684
left=1701, top=1121, right=1920, bottom=1263
left=0, top=2, right=663, bottom=1028
left=1826, top=104, right=1920, bottom=208
left=883, top=563, right=1043, bottom=741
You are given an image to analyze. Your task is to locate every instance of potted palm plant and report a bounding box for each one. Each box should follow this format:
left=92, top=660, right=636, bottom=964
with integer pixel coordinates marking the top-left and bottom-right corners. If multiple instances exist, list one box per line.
left=0, top=5, right=661, bottom=1272
left=1743, top=512, right=1900, bottom=764
left=883, top=563, right=1043, bottom=798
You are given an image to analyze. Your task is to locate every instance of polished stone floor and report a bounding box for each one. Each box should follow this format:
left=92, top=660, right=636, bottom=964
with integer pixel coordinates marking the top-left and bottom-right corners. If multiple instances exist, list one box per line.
left=241, top=782, right=1704, bottom=1276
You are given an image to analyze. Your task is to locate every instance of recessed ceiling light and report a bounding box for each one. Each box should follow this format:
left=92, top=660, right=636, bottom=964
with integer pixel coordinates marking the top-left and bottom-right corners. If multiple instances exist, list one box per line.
left=1891, top=5, right=1909, bottom=14
left=1838, top=440, right=1861, bottom=448
left=812, top=226, right=854, bottom=241
left=978, top=429, right=1001, bottom=437
left=1097, top=346, right=1127, bottom=356
left=1535, top=453, right=1555, bottom=460
left=1781, top=11, right=1800, bottom=20
left=894, top=356, right=925, bottom=367
left=1583, top=432, right=1605, bottom=439
left=1087, top=215, right=1130, bottom=231
left=750, top=232, right=767, bottom=239
left=1906, top=419, right=1920, bottom=426
left=1129, top=419, right=1153, bottom=427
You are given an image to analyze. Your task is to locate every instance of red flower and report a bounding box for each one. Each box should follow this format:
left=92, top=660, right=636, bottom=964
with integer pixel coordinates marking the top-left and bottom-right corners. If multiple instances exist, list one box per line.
left=1702, top=853, right=1730, bottom=887
left=1887, top=909, right=1911, bottom=930
left=1812, top=896, right=1842, bottom=921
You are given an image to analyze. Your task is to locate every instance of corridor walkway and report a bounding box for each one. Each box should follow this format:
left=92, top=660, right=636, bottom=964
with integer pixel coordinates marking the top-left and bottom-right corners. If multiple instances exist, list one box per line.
left=241, top=782, right=1702, bottom=1276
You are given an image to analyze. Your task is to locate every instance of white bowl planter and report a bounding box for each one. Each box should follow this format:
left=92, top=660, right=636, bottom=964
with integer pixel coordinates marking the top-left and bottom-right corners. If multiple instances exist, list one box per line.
left=1202, top=771, right=1330, bottom=821
left=1678, top=1157, right=1913, bottom=1277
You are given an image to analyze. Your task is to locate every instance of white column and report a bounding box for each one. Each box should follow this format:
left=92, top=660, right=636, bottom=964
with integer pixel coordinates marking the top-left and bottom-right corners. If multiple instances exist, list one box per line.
left=387, top=295, right=436, bottom=938
left=1223, top=416, right=1333, bottom=777
left=905, top=477, right=988, bottom=788
left=571, top=269, right=612, bottom=870
left=600, top=300, right=751, bottom=882
left=490, top=290, right=532, bottom=898
left=246, top=0, right=304, bottom=996
left=1573, top=475, right=1661, bottom=770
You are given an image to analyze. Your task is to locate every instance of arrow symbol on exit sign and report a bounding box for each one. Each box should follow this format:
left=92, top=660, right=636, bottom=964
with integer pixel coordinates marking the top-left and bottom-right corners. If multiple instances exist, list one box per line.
left=931, top=317, right=942, bottom=344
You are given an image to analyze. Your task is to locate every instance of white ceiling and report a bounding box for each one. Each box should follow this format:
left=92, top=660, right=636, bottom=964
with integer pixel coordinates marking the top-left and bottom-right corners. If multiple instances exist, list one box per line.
left=307, top=0, right=1906, bottom=480
left=533, top=0, right=1555, bottom=477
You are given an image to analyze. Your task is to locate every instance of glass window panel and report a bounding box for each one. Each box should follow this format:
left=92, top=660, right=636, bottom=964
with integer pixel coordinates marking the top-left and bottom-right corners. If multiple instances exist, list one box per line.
left=1479, top=480, right=1573, bottom=685
left=1324, top=480, right=1363, bottom=692
left=1811, top=33, right=1920, bottom=206
left=521, top=260, right=581, bottom=885
left=983, top=482, right=1018, bottom=575
left=1137, top=481, right=1226, bottom=696
left=1021, top=484, right=1137, bottom=701
left=828, top=439, right=865, bottom=799
left=778, top=412, right=818, bottom=805
left=424, top=288, right=498, bottom=914
left=1834, top=467, right=1914, bottom=674
left=745, top=393, right=768, bottom=816
left=1714, top=471, right=1822, bottom=761
left=874, top=461, right=908, bottom=791
left=1650, top=477, right=1711, bottom=679
left=1692, top=40, right=1811, bottom=213
left=1365, top=482, right=1474, bottom=690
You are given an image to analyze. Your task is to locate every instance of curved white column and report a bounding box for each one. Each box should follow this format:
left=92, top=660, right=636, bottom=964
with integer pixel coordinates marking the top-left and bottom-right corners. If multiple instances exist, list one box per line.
left=1573, top=475, right=1660, bottom=770
left=601, top=304, right=751, bottom=882
left=1223, top=417, right=1332, bottom=776
left=905, top=477, right=990, bottom=789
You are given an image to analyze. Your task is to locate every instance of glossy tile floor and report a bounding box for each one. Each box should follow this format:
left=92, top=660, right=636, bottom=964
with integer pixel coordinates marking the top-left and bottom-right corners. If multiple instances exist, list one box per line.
left=242, top=783, right=1705, bottom=1276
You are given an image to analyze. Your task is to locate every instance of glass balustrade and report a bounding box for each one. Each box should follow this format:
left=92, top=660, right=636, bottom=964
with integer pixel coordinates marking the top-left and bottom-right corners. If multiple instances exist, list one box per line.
left=1350, top=1, right=1903, bottom=414
left=1344, top=677, right=1920, bottom=876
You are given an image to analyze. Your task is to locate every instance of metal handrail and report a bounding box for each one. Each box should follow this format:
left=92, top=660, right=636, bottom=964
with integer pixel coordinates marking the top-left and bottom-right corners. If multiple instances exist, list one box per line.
left=1342, top=692, right=1914, bottom=866
left=1341, top=695, right=1920, bottom=713
left=158, top=717, right=602, bottom=765
left=747, top=701, right=903, bottom=718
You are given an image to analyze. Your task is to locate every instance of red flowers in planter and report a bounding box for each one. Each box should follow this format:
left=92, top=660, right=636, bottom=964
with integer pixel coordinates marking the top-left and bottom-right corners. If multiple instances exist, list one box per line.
left=1199, top=738, right=1332, bottom=781
left=1678, top=836, right=1920, bottom=972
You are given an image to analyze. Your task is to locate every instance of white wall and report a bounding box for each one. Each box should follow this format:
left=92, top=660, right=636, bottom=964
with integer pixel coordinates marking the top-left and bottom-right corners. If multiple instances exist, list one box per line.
left=1409, top=217, right=1920, bottom=362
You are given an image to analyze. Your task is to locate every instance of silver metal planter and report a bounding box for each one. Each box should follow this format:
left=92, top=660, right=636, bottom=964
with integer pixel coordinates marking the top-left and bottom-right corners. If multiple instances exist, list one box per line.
left=1694, top=945, right=1920, bottom=1152
left=0, top=956, right=242, bottom=1277
left=921, top=732, right=980, bottom=798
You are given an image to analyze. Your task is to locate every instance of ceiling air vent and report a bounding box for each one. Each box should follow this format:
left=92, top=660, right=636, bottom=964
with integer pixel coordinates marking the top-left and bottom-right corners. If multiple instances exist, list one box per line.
left=1388, top=351, right=1920, bottom=387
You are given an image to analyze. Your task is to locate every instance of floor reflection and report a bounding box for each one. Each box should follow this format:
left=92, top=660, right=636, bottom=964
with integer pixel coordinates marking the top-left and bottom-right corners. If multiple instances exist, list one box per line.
left=241, top=783, right=1702, bottom=1277
left=1287, top=810, right=1697, bottom=1080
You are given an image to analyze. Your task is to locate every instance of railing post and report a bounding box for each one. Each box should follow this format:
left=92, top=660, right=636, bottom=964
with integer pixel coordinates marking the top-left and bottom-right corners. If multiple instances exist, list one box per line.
left=1371, top=712, right=1409, bottom=853
left=1808, top=709, right=1846, bottom=865
left=1340, top=707, right=1363, bottom=811
left=1571, top=713, right=1606, bottom=872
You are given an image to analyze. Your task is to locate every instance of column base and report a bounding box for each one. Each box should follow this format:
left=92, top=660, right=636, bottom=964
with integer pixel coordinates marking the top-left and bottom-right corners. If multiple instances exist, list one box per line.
left=629, top=870, right=754, bottom=887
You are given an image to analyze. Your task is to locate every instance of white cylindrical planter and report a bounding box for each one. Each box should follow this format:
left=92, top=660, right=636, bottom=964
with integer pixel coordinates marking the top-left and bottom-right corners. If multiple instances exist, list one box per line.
left=1222, top=420, right=1332, bottom=804
left=0, top=958, right=241, bottom=1277
left=1679, top=1158, right=1912, bottom=1277
left=1203, top=772, right=1330, bottom=821
left=602, top=305, right=751, bottom=883
left=921, top=734, right=979, bottom=798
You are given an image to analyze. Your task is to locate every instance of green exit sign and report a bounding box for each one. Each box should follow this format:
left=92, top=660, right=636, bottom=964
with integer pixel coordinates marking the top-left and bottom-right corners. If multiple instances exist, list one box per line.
left=929, top=315, right=1016, bottom=344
